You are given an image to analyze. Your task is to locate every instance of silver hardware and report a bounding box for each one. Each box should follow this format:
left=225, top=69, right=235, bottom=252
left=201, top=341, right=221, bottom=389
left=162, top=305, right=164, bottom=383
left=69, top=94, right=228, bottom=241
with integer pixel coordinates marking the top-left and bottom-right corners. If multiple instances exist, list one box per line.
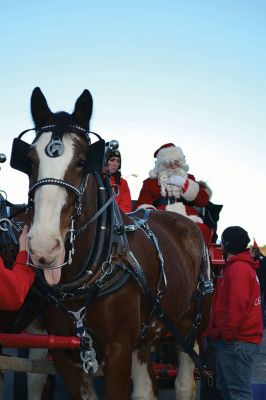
left=80, top=348, right=98, bottom=374
left=46, top=139, right=64, bottom=157
left=0, top=218, right=12, bottom=231
left=67, top=311, right=99, bottom=375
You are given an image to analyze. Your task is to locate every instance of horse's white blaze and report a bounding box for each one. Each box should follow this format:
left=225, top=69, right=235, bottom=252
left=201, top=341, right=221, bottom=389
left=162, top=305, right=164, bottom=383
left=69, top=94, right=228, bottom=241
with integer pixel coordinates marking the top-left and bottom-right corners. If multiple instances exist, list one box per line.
left=131, top=350, right=156, bottom=400
left=29, top=132, right=74, bottom=284
left=175, top=343, right=199, bottom=400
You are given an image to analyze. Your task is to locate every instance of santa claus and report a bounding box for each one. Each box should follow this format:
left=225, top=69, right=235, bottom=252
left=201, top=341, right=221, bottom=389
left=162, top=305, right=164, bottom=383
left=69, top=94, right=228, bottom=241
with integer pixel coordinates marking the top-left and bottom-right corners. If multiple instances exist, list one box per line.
left=136, top=143, right=212, bottom=243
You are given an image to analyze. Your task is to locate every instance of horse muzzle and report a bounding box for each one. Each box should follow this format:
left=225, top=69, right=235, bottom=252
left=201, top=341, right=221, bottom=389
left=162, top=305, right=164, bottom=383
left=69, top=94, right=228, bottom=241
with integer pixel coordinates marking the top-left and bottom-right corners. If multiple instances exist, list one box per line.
left=28, top=234, right=65, bottom=285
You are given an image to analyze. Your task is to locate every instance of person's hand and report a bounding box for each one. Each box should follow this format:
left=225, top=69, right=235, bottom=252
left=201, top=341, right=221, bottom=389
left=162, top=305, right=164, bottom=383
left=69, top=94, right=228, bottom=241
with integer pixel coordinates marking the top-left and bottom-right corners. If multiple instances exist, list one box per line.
left=166, top=175, right=186, bottom=187
left=18, top=225, right=29, bottom=252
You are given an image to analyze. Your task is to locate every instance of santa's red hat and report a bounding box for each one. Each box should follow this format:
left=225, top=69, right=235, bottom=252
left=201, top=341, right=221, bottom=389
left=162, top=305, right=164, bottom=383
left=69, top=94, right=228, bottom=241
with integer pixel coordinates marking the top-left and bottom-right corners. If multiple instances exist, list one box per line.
left=154, top=143, right=175, bottom=158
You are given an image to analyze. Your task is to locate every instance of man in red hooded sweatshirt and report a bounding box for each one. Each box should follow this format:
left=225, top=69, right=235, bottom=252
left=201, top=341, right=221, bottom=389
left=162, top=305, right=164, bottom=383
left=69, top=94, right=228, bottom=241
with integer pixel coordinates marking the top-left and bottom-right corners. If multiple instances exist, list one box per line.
left=0, top=225, right=35, bottom=310
left=208, top=226, right=263, bottom=400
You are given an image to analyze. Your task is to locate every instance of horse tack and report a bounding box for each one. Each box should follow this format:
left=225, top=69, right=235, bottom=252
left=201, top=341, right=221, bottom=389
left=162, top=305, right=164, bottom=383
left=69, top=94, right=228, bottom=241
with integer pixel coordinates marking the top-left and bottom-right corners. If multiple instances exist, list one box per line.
left=30, top=173, right=212, bottom=373
left=9, top=88, right=215, bottom=399
left=16, top=141, right=209, bottom=371
left=122, top=212, right=213, bottom=372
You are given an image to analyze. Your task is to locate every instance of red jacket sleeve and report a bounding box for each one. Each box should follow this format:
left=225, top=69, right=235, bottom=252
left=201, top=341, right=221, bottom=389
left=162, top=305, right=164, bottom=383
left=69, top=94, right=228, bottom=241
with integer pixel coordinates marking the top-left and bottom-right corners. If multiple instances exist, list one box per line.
left=0, top=251, right=35, bottom=310
left=182, top=174, right=209, bottom=207
left=221, top=263, right=253, bottom=340
left=116, top=178, right=132, bottom=213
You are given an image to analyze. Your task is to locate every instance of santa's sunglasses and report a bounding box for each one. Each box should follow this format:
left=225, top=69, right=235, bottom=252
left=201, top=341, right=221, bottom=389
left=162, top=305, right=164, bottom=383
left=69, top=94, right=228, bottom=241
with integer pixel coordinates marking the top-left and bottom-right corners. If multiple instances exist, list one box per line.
left=161, top=160, right=181, bottom=169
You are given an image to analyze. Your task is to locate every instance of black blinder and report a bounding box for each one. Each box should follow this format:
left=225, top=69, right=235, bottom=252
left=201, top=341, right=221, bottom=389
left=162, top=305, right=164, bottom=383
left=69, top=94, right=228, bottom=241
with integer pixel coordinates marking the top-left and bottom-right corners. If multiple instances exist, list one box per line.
left=86, top=139, right=105, bottom=173
left=10, top=127, right=40, bottom=175
left=10, top=136, right=31, bottom=175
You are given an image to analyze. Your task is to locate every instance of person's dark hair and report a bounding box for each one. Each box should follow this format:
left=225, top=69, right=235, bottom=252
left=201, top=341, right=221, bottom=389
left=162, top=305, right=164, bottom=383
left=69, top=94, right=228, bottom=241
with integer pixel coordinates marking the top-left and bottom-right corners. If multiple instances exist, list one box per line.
left=105, top=140, right=121, bottom=169
left=105, top=141, right=121, bottom=184
left=221, top=226, right=250, bottom=255
left=106, top=149, right=121, bottom=168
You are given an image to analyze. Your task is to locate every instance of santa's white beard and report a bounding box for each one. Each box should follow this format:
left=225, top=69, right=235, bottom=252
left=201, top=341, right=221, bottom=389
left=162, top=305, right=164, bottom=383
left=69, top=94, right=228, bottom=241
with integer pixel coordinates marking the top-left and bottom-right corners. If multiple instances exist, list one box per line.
left=158, top=167, right=187, bottom=198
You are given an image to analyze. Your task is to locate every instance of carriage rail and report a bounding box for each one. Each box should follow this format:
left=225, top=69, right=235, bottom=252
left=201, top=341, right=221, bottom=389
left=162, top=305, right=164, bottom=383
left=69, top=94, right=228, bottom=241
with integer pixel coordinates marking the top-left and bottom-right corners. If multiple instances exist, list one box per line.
left=0, top=333, right=80, bottom=349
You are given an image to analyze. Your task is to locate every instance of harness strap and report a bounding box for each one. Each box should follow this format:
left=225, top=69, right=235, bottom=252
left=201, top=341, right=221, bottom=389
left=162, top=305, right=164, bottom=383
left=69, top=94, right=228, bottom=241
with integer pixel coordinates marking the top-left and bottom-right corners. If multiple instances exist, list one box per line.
left=74, top=192, right=116, bottom=235
left=29, top=178, right=82, bottom=198
left=127, top=251, right=206, bottom=372
left=0, top=194, right=18, bottom=245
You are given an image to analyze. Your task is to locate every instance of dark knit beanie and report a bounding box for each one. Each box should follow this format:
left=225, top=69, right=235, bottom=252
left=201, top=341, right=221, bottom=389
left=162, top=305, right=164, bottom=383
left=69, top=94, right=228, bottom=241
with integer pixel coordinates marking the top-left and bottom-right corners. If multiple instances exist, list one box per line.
left=105, top=149, right=121, bottom=169
left=221, top=226, right=250, bottom=255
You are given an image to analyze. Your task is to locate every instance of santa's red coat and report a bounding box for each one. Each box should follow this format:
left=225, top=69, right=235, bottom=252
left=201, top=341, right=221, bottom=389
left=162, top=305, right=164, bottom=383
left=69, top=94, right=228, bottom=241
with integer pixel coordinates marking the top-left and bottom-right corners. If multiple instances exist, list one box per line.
left=137, top=174, right=208, bottom=211
left=136, top=174, right=212, bottom=243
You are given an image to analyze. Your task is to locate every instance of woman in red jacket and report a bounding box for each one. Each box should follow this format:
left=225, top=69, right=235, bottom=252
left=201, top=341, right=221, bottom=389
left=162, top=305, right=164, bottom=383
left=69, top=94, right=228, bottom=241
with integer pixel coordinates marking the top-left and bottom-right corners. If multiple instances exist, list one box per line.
left=0, top=225, right=35, bottom=310
left=208, top=226, right=263, bottom=400
left=106, top=142, right=132, bottom=213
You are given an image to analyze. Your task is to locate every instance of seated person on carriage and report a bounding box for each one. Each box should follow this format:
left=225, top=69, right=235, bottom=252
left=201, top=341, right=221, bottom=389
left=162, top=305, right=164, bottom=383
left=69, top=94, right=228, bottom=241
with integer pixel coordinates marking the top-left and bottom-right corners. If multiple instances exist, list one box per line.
left=0, top=224, right=35, bottom=310
left=105, top=140, right=132, bottom=213
left=136, top=143, right=213, bottom=244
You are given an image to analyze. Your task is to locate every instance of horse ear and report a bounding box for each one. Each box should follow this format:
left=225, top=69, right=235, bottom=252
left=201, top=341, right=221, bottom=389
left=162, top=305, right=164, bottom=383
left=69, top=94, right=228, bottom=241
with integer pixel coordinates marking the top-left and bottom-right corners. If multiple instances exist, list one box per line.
left=72, top=89, right=93, bottom=129
left=31, top=87, right=52, bottom=127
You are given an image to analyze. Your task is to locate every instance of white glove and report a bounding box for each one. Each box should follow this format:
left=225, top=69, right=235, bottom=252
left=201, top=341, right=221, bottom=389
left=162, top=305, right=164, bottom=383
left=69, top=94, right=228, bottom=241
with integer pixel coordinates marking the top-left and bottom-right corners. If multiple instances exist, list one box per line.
left=166, top=175, right=186, bottom=187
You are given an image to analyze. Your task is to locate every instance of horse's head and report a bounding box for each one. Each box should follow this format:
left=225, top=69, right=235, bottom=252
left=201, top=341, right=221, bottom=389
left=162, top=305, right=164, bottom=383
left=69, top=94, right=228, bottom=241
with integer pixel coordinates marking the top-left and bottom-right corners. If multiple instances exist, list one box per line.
left=23, top=88, right=103, bottom=285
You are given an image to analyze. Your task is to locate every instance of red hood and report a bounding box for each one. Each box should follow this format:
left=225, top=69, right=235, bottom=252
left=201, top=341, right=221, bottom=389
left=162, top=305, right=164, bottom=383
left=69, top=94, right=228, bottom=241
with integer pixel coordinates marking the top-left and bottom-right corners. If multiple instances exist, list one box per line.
left=226, top=250, right=259, bottom=270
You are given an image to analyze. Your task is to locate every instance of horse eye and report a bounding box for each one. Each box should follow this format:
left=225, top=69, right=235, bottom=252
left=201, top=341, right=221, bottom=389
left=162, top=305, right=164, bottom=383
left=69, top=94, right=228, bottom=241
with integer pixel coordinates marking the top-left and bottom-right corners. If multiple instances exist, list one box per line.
left=76, top=159, right=87, bottom=169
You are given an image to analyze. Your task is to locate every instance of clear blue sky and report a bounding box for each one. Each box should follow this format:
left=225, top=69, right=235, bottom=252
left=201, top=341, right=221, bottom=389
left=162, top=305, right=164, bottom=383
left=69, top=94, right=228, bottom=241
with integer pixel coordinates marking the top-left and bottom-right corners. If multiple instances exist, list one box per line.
left=0, top=1, right=265, bottom=244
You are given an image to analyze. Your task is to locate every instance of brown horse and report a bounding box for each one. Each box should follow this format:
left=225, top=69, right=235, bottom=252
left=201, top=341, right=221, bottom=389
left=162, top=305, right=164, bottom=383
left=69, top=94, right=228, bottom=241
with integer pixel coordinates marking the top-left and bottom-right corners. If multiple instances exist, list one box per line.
left=10, top=87, right=213, bottom=400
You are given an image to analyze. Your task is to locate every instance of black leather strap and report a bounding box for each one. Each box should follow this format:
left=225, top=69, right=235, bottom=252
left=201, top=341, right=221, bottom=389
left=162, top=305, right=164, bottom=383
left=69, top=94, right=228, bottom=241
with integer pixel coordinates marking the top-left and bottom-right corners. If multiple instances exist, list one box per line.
left=127, top=250, right=206, bottom=372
